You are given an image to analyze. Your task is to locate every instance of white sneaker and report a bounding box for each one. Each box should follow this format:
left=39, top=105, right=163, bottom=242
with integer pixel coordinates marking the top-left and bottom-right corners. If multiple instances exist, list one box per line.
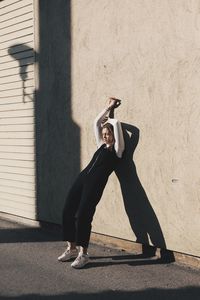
left=58, top=248, right=78, bottom=262
left=71, top=253, right=90, bottom=269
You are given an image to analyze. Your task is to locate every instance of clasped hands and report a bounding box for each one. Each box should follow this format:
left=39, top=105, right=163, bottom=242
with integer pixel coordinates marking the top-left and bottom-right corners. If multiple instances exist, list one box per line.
left=107, top=97, right=122, bottom=109
left=101, top=97, right=122, bottom=124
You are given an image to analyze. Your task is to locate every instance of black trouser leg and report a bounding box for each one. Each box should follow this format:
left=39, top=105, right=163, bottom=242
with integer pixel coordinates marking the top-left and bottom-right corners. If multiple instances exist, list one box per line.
left=62, top=175, right=83, bottom=242
left=75, top=180, right=106, bottom=248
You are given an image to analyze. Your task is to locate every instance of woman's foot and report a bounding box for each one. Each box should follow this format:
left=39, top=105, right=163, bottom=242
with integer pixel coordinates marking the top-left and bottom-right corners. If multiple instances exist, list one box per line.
left=71, top=253, right=90, bottom=269
left=58, top=247, right=78, bottom=262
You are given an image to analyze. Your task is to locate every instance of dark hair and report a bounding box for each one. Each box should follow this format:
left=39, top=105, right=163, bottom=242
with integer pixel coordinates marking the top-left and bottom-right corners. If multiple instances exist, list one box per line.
left=102, top=123, right=114, bottom=134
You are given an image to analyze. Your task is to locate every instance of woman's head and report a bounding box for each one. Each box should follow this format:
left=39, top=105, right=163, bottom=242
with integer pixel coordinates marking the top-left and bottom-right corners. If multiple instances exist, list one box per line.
left=102, top=123, right=114, bottom=146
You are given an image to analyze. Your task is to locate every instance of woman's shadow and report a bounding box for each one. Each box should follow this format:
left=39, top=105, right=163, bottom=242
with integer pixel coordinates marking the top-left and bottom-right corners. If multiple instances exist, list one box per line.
left=115, top=122, right=174, bottom=262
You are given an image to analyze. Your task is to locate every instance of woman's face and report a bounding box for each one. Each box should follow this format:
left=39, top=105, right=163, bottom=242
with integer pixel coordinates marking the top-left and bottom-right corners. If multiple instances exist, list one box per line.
left=102, top=128, right=114, bottom=145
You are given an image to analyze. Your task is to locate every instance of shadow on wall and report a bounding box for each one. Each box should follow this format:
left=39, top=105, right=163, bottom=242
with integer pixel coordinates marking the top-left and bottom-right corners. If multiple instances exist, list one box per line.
left=115, top=123, right=174, bottom=261
left=35, top=0, right=80, bottom=224
left=8, top=0, right=80, bottom=224
left=8, top=44, right=35, bottom=103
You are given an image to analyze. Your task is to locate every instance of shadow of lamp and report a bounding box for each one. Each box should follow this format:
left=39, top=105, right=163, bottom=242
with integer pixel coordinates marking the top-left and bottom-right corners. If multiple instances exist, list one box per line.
left=8, top=44, right=35, bottom=103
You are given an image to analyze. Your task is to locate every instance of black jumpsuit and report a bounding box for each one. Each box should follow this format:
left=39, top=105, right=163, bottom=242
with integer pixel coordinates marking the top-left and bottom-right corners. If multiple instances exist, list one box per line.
left=62, top=143, right=120, bottom=248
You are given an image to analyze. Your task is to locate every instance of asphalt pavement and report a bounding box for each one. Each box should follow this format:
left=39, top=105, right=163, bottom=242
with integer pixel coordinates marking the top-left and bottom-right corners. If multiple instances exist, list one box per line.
left=0, top=216, right=200, bottom=300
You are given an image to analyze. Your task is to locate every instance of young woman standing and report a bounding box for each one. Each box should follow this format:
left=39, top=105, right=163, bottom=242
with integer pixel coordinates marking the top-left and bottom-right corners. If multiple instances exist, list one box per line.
left=58, top=98, right=125, bottom=268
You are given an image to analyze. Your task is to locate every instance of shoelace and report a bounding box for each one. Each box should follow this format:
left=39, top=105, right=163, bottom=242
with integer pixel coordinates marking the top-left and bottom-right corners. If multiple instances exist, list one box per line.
left=75, top=253, right=86, bottom=262
left=76, top=254, right=82, bottom=261
left=66, top=248, right=76, bottom=253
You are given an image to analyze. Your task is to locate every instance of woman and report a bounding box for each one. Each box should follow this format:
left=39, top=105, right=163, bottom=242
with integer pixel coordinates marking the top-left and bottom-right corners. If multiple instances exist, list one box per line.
left=58, top=98, right=125, bottom=269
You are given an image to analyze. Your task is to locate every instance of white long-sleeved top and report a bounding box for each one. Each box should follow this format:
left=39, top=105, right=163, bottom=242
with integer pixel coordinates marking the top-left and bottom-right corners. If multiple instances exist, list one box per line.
left=94, top=108, right=125, bottom=158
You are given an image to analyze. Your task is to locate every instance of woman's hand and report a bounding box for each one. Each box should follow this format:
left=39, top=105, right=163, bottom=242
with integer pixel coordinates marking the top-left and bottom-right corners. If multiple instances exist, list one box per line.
left=108, top=97, right=121, bottom=109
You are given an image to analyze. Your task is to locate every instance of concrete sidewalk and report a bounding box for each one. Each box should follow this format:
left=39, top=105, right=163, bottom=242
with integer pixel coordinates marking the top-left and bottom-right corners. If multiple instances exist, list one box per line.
left=0, top=216, right=199, bottom=300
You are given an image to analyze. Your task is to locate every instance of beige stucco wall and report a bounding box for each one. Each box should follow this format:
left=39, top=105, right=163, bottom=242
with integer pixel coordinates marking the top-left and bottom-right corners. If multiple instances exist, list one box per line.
left=71, top=0, right=200, bottom=257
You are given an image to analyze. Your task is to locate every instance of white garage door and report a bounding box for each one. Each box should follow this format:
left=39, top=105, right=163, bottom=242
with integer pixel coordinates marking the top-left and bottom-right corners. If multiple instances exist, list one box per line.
left=0, top=0, right=36, bottom=219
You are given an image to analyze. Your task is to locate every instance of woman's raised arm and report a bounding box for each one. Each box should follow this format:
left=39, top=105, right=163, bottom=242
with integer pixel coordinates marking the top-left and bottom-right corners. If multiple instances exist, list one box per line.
left=94, top=107, right=110, bottom=148
left=108, top=118, right=125, bottom=158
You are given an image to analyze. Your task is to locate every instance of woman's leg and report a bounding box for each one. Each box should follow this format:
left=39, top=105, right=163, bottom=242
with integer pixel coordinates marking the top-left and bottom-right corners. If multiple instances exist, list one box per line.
left=79, top=246, right=88, bottom=255
left=58, top=175, right=85, bottom=262
left=75, top=179, right=107, bottom=249
left=70, top=180, right=107, bottom=268
left=67, top=241, right=76, bottom=250
left=62, top=174, right=84, bottom=244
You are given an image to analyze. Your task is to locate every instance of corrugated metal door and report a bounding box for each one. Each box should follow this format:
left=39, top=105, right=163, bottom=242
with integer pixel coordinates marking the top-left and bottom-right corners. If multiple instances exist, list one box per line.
left=0, top=0, right=36, bottom=219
